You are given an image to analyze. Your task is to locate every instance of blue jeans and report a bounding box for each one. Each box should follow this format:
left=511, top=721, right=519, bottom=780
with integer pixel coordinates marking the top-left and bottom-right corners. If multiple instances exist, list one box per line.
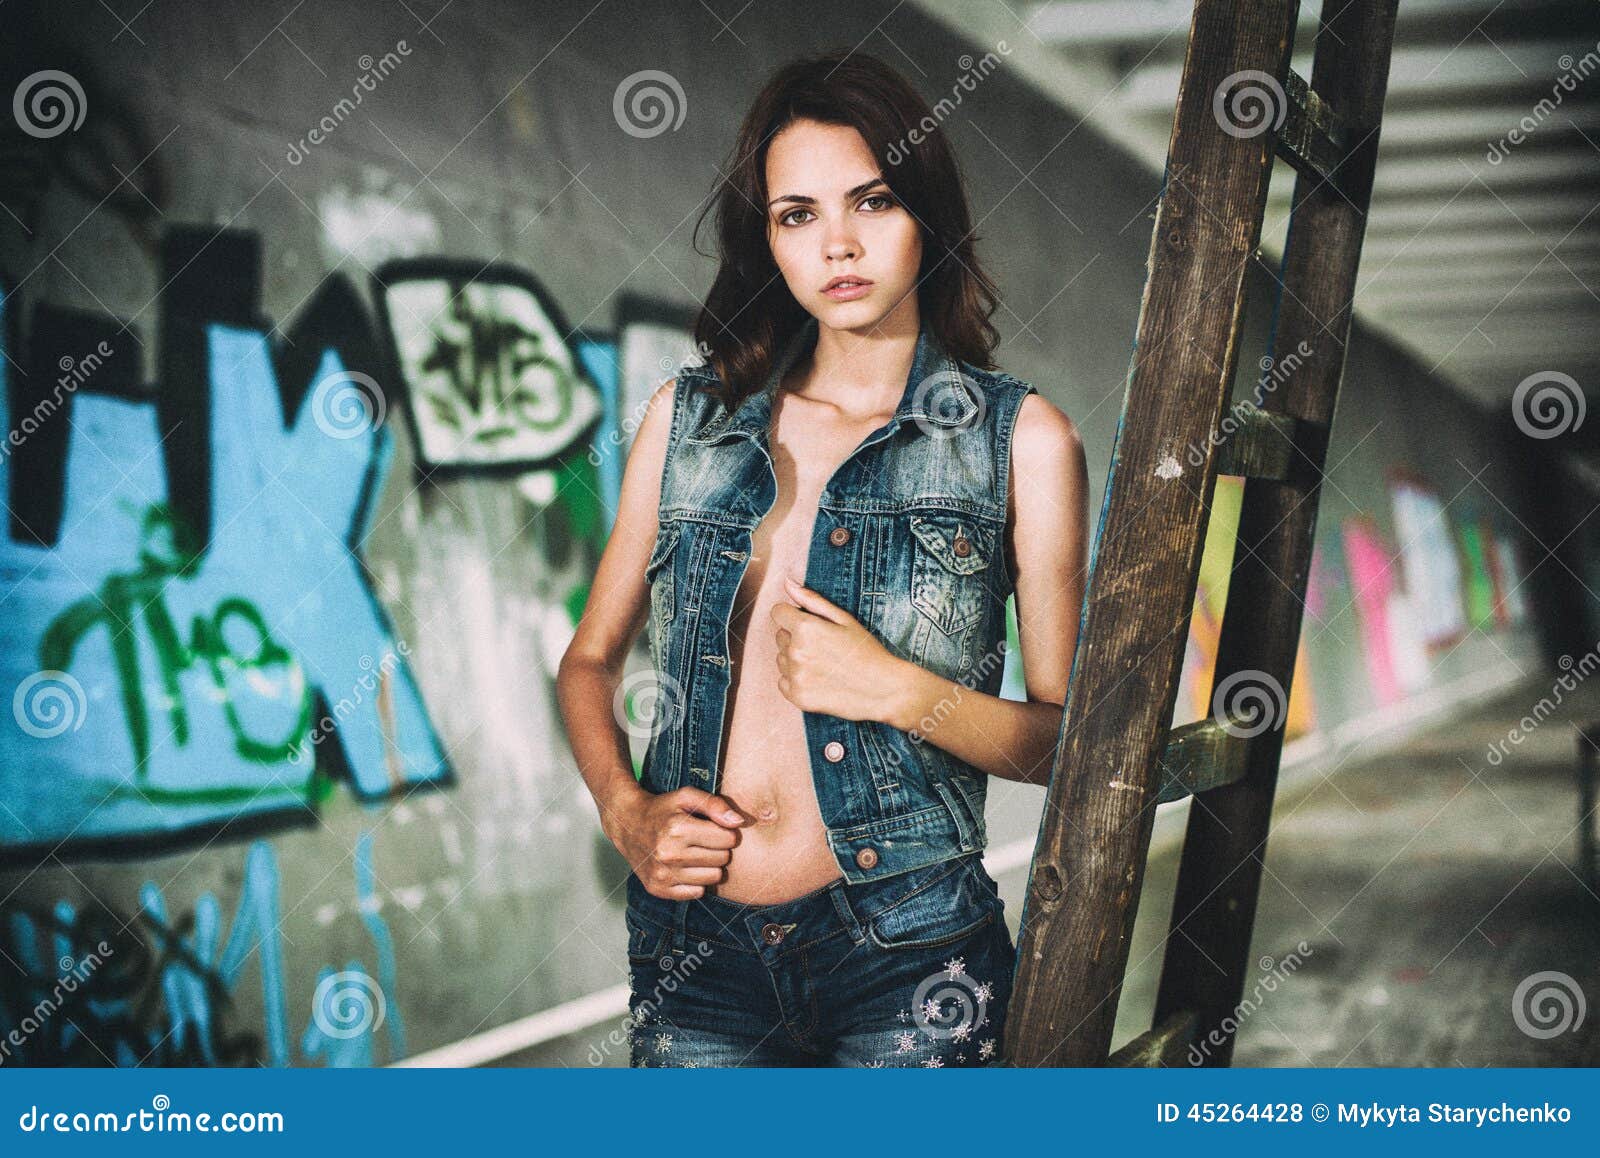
left=623, top=851, right=1016, bottom=1067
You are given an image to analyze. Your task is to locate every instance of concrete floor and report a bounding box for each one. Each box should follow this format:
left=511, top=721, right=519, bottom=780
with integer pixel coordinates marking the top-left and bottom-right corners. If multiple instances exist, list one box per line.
left=495, top=671, right=1600, bottom=1067
left=1114, top=673, right=1600, bottom=1067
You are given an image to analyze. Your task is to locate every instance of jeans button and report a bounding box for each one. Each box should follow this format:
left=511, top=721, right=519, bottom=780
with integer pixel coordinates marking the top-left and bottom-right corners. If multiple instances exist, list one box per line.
left=760, top=922, right=785, bottom=946
left=829, top=526, right=851, bottom=546
left=855, top=846, right=879, bottom=870
left=823, top=740, right=845, bottom=762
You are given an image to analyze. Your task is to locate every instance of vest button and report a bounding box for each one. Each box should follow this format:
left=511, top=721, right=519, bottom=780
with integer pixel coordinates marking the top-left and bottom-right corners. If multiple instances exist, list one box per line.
left=823, top=740, right=845, bottom=762
left=828, top=525, right=851, bottom=546
left=952, top=534, right=972, bottom=557
left=855, top=846, right=879, bottom=870
left=760, top=922, right=785, bottom=946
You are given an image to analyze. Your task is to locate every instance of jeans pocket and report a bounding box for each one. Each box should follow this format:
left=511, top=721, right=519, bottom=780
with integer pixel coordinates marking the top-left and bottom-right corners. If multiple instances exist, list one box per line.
left=624, top=907, right=670, bottom=966
left=866, top=862, right=999, bottom=951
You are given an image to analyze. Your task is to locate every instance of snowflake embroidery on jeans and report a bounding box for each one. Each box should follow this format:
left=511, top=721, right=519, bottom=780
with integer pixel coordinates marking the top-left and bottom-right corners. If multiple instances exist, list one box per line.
left=921, top=997, right=942, bottom=1024
left=979, top=1038, right=996, bottom=1059
left=956, top=1052, right=967, bottom=1063
left=681, top=1058, right=698, bottom=1068
left=897, top=1008, right=911, bottom=1023
left=654, top=1032, right=673, bottom=1054
left=867, top=1059, right=886, bottom=1068
left=974, top=980, right=995, bottom=1002
left=944, top=955, right=966, bottom=979
left=895, top=1030, right=917, bottom=1053
left=922, top=1055, right=944, bottom=1067
left=951, top=1023, right=972, bottom=1043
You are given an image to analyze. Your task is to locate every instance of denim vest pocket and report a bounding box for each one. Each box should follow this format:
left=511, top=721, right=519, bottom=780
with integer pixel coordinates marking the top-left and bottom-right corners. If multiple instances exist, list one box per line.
left=909, top=513, right=993, bottom=636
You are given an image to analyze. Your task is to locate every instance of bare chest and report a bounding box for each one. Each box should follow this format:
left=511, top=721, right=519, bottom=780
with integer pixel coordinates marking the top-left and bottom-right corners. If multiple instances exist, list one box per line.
left=728, top=404, right=880, bottom=641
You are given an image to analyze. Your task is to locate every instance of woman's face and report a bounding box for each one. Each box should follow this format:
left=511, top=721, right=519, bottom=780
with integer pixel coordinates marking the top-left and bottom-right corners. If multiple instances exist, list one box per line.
left=764, top=118, right=923, bottom=334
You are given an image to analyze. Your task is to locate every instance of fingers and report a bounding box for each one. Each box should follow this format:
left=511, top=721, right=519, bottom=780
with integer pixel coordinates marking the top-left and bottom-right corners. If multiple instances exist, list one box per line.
left=639, top=856, right=726, bottom=895
left=665, top=842, right=735, bottom=868
left=671, top=786, right=745, bottom=827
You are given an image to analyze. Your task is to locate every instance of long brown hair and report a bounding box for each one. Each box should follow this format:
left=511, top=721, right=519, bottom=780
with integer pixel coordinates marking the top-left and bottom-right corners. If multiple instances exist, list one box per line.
left=688, top=49, right=1002, bottom=411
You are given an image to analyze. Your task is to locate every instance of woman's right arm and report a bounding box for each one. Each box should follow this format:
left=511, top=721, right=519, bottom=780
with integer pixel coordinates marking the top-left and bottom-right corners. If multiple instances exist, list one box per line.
left=555, top=377, right=746, bottom=899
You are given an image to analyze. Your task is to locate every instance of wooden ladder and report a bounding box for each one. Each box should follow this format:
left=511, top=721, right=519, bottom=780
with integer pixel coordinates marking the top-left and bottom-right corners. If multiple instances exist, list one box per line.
left=1003, top=0, right=1400, bottom=1067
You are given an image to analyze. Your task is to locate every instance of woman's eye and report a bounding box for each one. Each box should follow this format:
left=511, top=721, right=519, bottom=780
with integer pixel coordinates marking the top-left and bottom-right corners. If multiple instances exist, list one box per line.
left=860, top=193, right=895, bottom=211
left=780, top=208, right=813, bottom=226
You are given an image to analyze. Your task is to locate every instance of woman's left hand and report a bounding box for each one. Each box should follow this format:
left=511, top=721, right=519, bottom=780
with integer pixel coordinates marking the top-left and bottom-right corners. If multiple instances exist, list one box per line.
left=771, top=575, right=908, bottom=723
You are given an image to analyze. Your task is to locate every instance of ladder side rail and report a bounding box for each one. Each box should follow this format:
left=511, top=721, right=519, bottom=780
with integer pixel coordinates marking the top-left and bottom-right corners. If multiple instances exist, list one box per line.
left=1003, top=0, right=1301, bottom=1068
left=1151, top=0, right=1403, bottom=1067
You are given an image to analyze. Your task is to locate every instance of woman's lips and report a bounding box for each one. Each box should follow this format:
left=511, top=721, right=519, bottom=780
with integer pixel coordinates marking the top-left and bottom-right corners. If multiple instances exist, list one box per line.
left=823, top=279, right=873, bottom=300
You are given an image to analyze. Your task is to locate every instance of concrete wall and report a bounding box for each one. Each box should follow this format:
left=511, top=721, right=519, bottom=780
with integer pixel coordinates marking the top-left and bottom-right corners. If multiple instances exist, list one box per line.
left=0, top=0, right=1546, bottom=1067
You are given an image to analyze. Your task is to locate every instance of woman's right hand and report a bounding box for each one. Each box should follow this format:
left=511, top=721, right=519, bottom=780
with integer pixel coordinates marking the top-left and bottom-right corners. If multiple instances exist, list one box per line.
left=604, top=785, right=745, bottom=899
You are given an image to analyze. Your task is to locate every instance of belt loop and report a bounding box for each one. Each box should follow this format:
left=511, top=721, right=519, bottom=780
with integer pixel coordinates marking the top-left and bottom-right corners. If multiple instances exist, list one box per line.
left=829, top=879, right=866, bottom=945
left=670, top=895, right=689, bottom=955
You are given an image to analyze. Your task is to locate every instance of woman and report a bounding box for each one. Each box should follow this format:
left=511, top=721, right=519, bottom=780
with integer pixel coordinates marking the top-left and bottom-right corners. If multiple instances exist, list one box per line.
left=556, top=49, right=1088, bottom=1067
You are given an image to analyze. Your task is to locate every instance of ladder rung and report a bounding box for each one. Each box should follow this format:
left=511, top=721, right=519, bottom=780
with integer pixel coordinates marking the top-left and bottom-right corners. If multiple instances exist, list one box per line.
left=1109, top=1008, right=1203, bottom=1066
left=1213, top=402, right=1318, bottom=483
left=1275, top=69, right=1346, bottom=182
left=1156, top=717, right=1255, bottom=804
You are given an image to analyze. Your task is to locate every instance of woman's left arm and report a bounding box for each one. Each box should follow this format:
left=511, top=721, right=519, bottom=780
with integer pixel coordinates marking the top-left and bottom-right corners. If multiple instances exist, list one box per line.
left=772, top=394, right=1090, bottom=785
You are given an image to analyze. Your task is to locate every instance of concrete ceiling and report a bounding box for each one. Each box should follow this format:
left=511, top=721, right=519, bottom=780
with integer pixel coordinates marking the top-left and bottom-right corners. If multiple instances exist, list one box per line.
left=911, top=0, right=1600, bottom=411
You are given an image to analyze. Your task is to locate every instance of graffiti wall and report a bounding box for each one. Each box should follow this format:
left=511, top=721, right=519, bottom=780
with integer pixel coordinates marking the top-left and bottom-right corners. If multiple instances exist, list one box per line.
left=0, top=0, right=1548, bottom=1070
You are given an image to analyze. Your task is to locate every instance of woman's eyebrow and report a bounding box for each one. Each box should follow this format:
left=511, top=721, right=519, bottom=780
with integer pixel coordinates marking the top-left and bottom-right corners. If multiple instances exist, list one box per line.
left=768, top=177, right=889, bottom=208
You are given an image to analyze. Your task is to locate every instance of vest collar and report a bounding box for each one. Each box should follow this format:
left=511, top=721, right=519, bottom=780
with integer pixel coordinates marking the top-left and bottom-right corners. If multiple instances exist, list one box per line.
left=684, top=315, right=979, bottom=445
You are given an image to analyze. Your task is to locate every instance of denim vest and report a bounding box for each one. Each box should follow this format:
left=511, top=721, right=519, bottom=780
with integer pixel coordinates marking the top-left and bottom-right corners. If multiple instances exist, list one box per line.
left=641, top=314, right=1036, bottom=884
